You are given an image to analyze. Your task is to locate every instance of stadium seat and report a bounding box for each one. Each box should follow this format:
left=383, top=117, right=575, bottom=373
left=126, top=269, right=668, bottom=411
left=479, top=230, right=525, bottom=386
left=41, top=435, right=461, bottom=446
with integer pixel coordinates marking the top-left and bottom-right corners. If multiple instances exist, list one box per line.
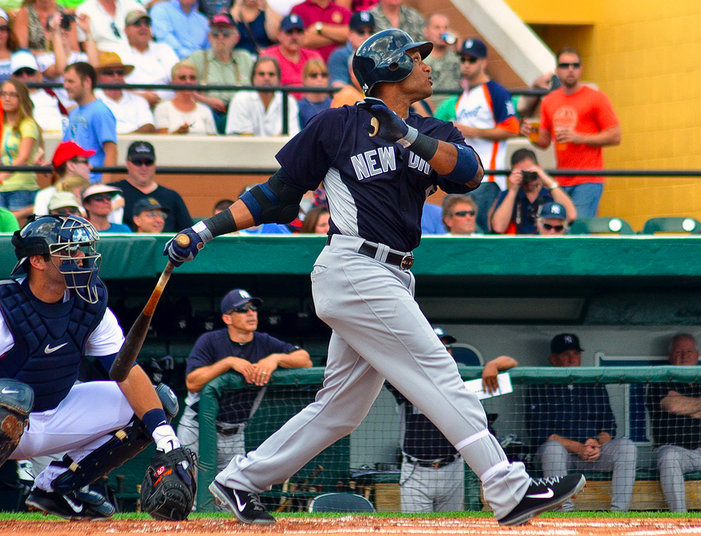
left=451, top=344, right=484, bottom=366
left=640, top=217, right=701, bottom=234
left=307, top=492, right=376, bottom=513
left=568, top=217, right=635, bottom=235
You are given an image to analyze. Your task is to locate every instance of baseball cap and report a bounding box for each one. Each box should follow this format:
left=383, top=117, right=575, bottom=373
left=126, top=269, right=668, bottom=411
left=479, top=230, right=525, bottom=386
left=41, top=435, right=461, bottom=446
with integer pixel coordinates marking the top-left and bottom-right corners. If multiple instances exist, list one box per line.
left=280, top=14, right=305, bottom=32
left=211, top=12, right=235, bottom=27
left=96, top=51, right=134, bottom=75
left=539, top=201, right=567, bottom=220
left=433, top=326, right=457, bottom=345
left=127, top=141, right=156, bottom=161
left=460, top=38, right=487, bottom=59
left=125, top=9, right=150, bottom=26
left=133, top=197, right=170, bottom=216
left=52, top=141, right=96, bottom=168
left=48, top=191, right=81, bottom=211
left=0, top=9, right=9, bottom=22
left=350, top=11, right=375, bottom=31
left=82, top=183, right=122, bottom=202
left=10, top=50, right=39, bottom=74
left=221, top=289, right=263, bottom=314
left=550, top=333, right=583, bottom=355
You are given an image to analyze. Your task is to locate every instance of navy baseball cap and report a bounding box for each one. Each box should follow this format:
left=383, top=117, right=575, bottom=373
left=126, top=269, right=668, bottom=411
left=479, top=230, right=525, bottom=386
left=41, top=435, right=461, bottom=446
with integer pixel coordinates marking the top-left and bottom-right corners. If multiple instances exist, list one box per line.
left=280, top=14, right=305, bottom=32
left=127, top=140, right=155, bottom=161
left=433, top=326, right=457, bottom=345
left=460, top=38, right=487, bottom=59
left=539, top=201, right=567, bottom=220
left=550, top=333, right=583, bottom=354
left=350, top=11, right=375, bottom=31
left=221, top=289, right=263, bottom=314
left=133, top=197, right=170, bottom=216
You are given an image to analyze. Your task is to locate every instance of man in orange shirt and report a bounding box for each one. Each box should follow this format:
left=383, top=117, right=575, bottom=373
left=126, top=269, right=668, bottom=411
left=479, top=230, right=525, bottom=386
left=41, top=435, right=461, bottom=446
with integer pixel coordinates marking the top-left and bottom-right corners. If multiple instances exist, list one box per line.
left=521, top=47, right=621, bottom=218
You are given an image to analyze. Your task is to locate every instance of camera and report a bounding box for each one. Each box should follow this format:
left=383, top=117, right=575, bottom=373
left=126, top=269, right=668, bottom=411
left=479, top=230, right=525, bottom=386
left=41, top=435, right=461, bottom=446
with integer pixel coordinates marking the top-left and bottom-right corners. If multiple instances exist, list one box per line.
left=441, top=32, right=457, bottom=45
left=60, top=14, right=76, bottom=30
left=521, top=171, right=538, bottom=183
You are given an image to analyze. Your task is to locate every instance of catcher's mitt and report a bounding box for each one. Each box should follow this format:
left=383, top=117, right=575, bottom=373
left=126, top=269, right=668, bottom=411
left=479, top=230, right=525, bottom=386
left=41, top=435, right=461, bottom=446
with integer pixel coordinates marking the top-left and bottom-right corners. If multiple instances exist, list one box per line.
left=141, top=447, right=197, bottom=520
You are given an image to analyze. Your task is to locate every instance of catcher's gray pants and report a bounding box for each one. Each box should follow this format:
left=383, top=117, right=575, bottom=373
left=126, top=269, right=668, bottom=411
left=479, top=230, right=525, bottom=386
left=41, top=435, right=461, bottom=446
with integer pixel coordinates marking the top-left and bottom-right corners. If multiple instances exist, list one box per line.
left=177, top=407, right=245, bottom=473
left=655, top=444, right=701, bottom=512
left=538, top=438, right=637, bottom=511
left=400, top=457, right=464, bottom=512
left=217, top=235, right=529, bottom=519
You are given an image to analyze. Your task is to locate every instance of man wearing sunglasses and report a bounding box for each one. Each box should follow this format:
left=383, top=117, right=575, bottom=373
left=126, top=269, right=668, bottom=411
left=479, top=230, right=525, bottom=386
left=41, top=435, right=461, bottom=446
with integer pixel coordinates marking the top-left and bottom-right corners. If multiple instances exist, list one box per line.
left=520, top=47, right=621, bottom=219
left=536, top=202, right=568, bottom=235
left=177, top=289, right=311, bottom=471
left=328, top=10, right=375, bottom=88
left=441, top=194, right=480, bottom=235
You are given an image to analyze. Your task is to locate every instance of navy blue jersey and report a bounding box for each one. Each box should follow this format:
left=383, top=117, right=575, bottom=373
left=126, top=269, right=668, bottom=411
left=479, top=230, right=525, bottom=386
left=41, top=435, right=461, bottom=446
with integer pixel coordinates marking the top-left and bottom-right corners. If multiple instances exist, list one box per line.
left=276, top=105, right=474, bottom=251
left=646, top=382, right=701, bottom=450
left=186, top=329, right=299, bottom=424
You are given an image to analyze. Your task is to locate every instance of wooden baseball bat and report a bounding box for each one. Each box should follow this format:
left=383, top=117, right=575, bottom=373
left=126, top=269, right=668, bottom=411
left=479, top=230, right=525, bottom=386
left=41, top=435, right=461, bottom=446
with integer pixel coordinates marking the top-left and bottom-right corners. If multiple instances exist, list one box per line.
left=109, top=233, right=191, bottom=382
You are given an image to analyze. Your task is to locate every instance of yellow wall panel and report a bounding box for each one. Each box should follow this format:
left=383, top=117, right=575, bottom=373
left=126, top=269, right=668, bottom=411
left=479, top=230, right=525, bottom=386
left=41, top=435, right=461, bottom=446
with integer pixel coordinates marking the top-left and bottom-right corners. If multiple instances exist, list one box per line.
left=507, top=0, right=601, bottom=24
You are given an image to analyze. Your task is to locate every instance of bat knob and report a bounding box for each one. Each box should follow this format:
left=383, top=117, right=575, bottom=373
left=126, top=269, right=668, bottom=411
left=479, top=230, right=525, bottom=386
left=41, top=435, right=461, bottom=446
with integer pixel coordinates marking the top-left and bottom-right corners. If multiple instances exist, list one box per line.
left=175, top=233, right=191, bottom=248
left=369, top=117, right=379, bottom=137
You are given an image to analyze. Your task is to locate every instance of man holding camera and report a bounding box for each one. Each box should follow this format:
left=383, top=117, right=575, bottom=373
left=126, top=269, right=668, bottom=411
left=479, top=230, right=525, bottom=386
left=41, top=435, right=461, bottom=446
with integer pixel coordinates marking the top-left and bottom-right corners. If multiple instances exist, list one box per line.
left=490, top=148, right=576, bottom=235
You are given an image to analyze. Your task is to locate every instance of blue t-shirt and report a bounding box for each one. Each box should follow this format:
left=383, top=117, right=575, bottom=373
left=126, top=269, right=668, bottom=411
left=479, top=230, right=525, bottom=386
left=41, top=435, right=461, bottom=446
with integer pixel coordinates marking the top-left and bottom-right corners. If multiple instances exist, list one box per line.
left=421, top=202, right=447, bottom=235
left=63, top=99, right=117, bottom=183
left=101, top=223, right=132, bottom=233
left=298, top=97, right=332, bottom=129
left=327, top=42, right=352, bottom=86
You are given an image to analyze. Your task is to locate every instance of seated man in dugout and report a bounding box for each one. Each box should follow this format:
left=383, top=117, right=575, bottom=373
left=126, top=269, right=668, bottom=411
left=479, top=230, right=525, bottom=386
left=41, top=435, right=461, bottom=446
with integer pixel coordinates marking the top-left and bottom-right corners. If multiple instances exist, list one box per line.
left=645, top=333, right=701, bottom=512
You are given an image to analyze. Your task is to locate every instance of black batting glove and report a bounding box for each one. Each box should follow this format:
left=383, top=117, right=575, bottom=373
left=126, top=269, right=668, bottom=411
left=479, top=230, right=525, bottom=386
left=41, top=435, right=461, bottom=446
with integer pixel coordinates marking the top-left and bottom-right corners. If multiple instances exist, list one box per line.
left=357, top=97, right=419, bottom=147
left=163, top=224, right=211, bottom=267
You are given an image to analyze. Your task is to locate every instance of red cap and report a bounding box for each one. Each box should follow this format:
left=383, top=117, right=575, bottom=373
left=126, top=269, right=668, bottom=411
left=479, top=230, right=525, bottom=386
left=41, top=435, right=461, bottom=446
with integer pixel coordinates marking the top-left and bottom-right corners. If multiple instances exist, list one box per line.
left=52, top=141, right=96, bottom=168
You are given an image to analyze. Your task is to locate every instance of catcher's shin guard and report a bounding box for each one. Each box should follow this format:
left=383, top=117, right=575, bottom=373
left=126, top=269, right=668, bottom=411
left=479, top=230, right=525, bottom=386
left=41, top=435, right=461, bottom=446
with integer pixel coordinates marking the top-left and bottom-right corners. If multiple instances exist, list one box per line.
left=0, top=379, right=33, bottom=466
left=51, top=383, right=179, bottom=494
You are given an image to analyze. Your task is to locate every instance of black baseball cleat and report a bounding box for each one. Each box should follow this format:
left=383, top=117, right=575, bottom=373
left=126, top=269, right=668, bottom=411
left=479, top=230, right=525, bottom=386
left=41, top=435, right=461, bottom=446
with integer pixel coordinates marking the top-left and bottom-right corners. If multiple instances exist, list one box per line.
left=497, top=474, right=586, bottom=526
left=209, top=481, right=275, bottom=525
left=26, top=488, right=115, bottom=520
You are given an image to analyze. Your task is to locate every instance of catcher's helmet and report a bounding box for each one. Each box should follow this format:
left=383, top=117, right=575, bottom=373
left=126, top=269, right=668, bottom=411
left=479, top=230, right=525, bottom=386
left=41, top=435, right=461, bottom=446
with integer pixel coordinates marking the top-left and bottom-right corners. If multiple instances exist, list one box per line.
left=352, top=28, right=433, bottom=95
left=12, top=215, right=102, bottom=303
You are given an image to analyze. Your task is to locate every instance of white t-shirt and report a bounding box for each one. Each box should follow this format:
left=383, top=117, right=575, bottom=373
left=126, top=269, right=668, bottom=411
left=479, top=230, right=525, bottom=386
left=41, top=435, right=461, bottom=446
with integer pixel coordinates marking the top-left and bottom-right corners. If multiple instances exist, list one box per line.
left=117, top=42, right=180, bottom=101
left=77, top=0, right=144, bottom=52
left=154, top=100, right=217, bottom=135
left=30, top=89, right=66, bottom=133
left=225, top=91, right=300, bottom=137
left=95, top=89, right=155, bottom=134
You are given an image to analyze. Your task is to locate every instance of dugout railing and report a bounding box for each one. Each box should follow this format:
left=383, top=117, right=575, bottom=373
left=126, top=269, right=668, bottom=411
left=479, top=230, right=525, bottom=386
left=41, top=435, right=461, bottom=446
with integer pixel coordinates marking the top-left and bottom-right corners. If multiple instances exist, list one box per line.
left=195, top=365, right=701, bottom=513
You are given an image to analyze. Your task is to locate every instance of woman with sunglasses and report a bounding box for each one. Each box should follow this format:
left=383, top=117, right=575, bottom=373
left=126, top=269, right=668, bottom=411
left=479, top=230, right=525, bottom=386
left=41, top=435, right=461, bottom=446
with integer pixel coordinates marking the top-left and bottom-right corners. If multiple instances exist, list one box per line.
left=34, top=140, right=92, bottom=216
left=0, top=79, right=42, bottom=225
left=155, top=60, right=217, bottom=135
left=0, top=10, right=19, bottom=82
left=298, top=57, right=331, bottom=128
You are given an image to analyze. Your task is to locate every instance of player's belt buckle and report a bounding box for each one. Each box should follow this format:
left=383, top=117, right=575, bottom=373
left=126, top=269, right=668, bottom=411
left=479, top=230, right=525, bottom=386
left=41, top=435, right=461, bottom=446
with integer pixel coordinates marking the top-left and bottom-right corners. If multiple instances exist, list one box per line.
left=400, top=255, right=414, bottom=271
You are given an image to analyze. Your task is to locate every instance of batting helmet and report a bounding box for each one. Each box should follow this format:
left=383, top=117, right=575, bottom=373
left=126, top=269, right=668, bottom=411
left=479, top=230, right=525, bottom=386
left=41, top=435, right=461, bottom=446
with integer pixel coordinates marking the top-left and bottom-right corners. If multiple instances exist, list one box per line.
left=352, top=29, right=433, bottom=95
left=11, top=215, right=102, bottom=303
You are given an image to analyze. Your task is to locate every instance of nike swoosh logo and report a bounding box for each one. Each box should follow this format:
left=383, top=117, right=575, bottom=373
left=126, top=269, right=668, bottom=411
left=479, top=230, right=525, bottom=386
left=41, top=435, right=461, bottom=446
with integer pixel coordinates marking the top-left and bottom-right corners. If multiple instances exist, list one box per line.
left=526, top=488, right=554, bottom=499
left=63, top=495, right=84, bottom=513
left=234, top=493, right=247, bottom=512
left=44, top=343, right=68, bottom=354
left=1, top=387, right=19, bottom=394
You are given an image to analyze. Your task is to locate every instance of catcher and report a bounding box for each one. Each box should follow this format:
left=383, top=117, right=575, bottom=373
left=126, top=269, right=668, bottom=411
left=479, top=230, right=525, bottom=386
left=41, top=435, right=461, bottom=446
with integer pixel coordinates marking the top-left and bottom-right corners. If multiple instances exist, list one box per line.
left=0, top=215, right=196, bottom=520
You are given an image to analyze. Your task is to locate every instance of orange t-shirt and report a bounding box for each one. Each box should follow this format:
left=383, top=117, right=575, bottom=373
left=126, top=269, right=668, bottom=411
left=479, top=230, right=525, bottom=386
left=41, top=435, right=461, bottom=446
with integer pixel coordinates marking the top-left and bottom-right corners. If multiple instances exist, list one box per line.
left=540, top=86, right=619, bottom=186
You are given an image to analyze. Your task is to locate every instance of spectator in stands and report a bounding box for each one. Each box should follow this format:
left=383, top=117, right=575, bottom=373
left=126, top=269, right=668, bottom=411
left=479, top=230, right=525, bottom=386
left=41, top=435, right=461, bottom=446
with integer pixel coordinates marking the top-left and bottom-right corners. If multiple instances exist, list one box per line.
left=420, top=202, right=446, bottom=236
left=329, top=53, right=362, bottom=108
left=521, top=47, right=621, bottom=218
left=297, top=57, right=331, bottom=128
left=14, top=0, right=64, bottom=51
left=82, top=182, right=131, bottom=232
left=261, top=14, right=321, bottom=100
left=453, top=38, right=519, bottom=234
left=290, top=0, right=351, bottom=64
left=110, top=140, right=194, bottom=232
left=34, top=140, right=92, bottom=216
left=490, top=148, right=576, bottom=235
left=225, top=56, right=299, bottom=136
left=369, top=0, right=424, bottom=43
left=645, top=334, right=701, bottom=512
left=37, top=13, right=99, bottom=110
left=150, top=0, right=210, bottom=60
left=299, top=205, right=329, bottom=234
left=442, top=194, right=480, bottom=235
left=0, top=206, right=19, bottom=231
left=525, top=333, right=637, bottom=512
left=176, top=288, right=311, bottom=471
left=389, top=328, right=518, bottom=512
left=77, top=0, right=143, bottom=52
left=517, top=71, right=558, bottom=121
left=213, top=198, right=234, bottom=215
left=229, top=0, right=277, bottom=57
left=188, top=13, right=254, bottom=134
left=47, top=190, right=82, bottom=216
left=422, top=14, right=460, bottom=108
left=118, top=10, right=180, bottom=108
left=95, top=51, right=156, bottom=134
left=155, top=59, right=218, bottom=135
left=63, top=62, right=118, bottom=183
left=0, top=79, right=40, bottom=223
left=132, top=197, right=169, bottom=233
left=327, top=10, right=374, bottom=88
left=0, top=10, right=19, bottom=82
left=11, top=50, right=65, bottom=133
left=536, top=202, right=568, bottom=236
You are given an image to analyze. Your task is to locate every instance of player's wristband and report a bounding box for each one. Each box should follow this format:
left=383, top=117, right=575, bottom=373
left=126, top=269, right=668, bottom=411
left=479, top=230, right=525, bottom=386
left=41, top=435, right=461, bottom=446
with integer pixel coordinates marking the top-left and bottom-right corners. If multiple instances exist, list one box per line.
left=398, top=126, right=439, bottom=161
left=201, top=207, right=238, bottom=239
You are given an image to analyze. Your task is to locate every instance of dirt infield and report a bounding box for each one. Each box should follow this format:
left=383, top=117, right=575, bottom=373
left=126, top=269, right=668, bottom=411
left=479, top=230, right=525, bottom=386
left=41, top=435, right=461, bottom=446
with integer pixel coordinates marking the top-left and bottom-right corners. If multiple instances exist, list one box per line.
left=1, top=517, right=700, bottom=536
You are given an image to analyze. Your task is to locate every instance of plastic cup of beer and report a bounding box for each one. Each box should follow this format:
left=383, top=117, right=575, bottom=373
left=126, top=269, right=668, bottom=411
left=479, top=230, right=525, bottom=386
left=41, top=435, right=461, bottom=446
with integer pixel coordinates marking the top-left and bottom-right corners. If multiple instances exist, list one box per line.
left=528, top=120, right=540, bottom=143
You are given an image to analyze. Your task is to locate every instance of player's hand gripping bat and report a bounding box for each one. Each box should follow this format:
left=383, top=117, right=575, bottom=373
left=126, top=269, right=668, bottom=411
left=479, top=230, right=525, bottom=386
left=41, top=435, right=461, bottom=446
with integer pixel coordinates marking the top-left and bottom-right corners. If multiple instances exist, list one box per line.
left=109, top=233, right=190, bottom=382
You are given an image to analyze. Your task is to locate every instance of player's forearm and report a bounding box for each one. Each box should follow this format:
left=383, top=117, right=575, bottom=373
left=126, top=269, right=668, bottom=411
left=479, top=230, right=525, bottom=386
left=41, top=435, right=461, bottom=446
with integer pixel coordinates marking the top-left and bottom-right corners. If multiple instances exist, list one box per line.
left=490, top=355, right=518, bottom=371
left=186, top=360, right=236, bottom=392
left=276, top=349, right=312, bottom=369
left=548, top=434, right=583, bottom=454
left=430, top=141, right=484, bottom=187
left=118, top=364, right=162, bottom=419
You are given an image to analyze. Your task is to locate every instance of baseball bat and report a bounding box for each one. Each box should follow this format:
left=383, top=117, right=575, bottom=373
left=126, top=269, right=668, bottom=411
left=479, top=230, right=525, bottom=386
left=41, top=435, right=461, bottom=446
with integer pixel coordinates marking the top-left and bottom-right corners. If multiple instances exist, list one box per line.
left=109, top=233, right=191, bottom=382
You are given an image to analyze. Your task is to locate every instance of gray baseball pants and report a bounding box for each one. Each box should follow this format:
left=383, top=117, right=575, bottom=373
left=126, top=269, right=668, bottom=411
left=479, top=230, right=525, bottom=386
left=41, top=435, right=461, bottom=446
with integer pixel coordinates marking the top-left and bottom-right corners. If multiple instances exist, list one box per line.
left=655, top=444, right=701, bottom=512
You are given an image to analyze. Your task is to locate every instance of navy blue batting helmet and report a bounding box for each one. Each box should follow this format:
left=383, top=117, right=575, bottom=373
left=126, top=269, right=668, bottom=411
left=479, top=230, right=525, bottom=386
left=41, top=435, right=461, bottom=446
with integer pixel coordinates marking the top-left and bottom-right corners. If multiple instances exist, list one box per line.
left=352, top=29, right=433, bottom=95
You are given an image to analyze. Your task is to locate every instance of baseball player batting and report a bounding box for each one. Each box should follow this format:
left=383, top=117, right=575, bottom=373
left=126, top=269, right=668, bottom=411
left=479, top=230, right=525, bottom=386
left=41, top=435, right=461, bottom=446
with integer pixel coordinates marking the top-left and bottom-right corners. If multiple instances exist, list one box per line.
left=164, top=29, right=585, bottom=526
left=0, top=215, right=195, bottom=520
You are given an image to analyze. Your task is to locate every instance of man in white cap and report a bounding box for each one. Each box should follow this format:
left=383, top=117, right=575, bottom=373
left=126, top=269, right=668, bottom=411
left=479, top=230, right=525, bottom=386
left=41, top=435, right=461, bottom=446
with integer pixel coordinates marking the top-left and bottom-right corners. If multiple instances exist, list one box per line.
left=82, top=183, right=131, bottom=233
